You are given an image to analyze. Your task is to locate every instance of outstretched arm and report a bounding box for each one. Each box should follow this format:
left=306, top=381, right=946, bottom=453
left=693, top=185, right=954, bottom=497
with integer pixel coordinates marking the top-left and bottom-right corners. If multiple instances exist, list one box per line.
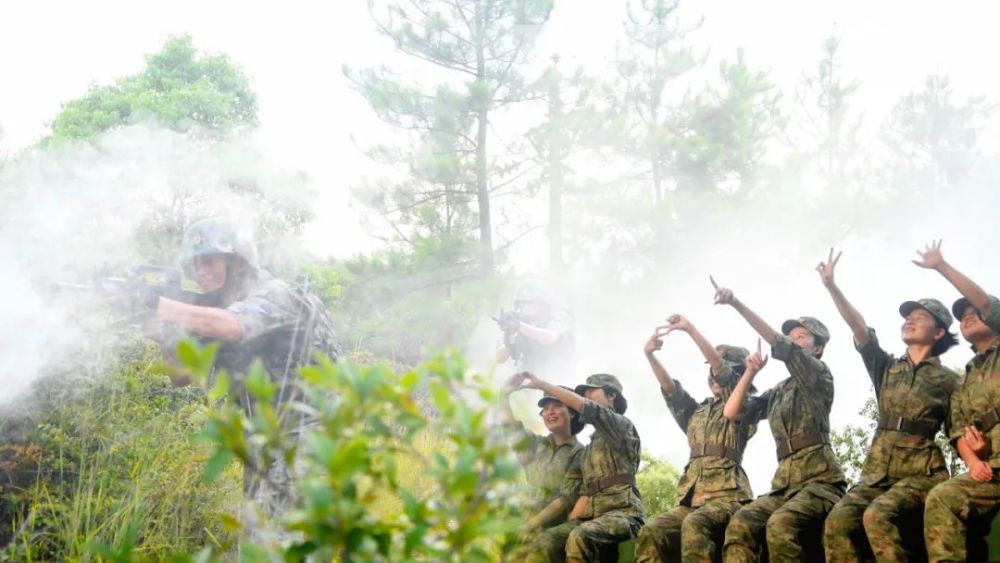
left=644, top=327, right=676, bottom=393
left=157, top=298, right=243, bottom=342
left=666, top=314, right=725, bottom=373
left=817, top=248, right=870, bottom=346
left=723, top=339, right=768, bottom=421
left=520, top=373, right=585, bottom=414
left=914, top=239, right=991, bottom=314
left=711, top=276, right=780, bottom=346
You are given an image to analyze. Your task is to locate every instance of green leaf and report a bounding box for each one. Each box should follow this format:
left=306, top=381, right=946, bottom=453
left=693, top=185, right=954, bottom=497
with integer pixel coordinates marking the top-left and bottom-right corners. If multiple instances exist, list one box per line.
left=203, top=449, right=233, bottom=483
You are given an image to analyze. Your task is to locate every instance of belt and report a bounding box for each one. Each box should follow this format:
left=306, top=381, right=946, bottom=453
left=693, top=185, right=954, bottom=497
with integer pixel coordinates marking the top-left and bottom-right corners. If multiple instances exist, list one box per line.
left=582, top=473, right=636, bottom=495
left=877, top=414, right=938, bottom=440
left=976, top=408, right=1000, bottom=433
left=689, top=443, right=743, bottom=464
left=775, top=433, right=828, bottom=460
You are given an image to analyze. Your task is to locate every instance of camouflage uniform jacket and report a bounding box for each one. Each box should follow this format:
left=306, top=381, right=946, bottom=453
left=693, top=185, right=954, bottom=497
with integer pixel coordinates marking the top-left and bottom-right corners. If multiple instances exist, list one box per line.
left=950, top=296, right=1000, bottom=468
left=741, top=335, right=846, bottom=494
left=856, top=327, right=958, bottom=486
left=510, top=308, right=575, bottom=378
left=211, top=272, right=341, bottom=418
left=662, top=363, right=756, bottom=506
left=577, top=399, right=645, bottom=519
left=506, top=421, right=584, bottom=521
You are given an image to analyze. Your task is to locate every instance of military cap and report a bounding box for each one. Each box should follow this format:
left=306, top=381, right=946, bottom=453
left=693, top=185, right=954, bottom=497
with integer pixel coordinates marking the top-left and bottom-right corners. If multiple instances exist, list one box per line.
left=711, top=344, right=750, bottom=365
left=780, top=316, right=831, bottom=343
left=899, top=298, right=953, bottom=328
left=537, top=385, right=576, bottom=407
left=574, top=373, right=624, bottom=396
left=951, top=296, right=1000, bottom=322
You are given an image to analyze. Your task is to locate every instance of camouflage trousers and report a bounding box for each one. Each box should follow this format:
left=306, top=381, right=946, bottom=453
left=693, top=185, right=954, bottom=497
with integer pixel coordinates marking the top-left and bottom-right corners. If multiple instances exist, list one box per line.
left=723, top=482, right=844, bottom=563
left=823, top=475, right=941, bottom=563
left=522, top=511, right=643, bottom=562
left=924, top=470, right=1000, bottom=563
left=632, top=500, right=742, bottom=563
left=241, top=424, right=313, bottom=547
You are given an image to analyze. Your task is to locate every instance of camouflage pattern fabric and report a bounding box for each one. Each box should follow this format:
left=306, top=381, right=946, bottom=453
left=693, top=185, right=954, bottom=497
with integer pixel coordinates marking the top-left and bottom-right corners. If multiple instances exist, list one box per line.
left=924, top=296, right=1000, bottom=562
left=208, top=271, right=341, bottom=523
left=723, top=334, right=846, bottom=562
left=509, top=307, right=575, bottom=380
left=633, top=500, right=742, bottom=563
left=633, top=363, right=755, bottom=563
left=925, top=472, right=1000, bottom=562
left=824, top=477, right=940, bottom=563
left=507, top=420, right=584, bottom=524
left=723, top=482, right=843, bottom=563
left=823, top=327, right=956, bottom=562
left=524, top=398, right=644, bottom=562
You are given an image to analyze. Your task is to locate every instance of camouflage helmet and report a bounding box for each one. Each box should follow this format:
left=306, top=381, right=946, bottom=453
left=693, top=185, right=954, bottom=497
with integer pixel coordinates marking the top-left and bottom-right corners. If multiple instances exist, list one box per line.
left=899, top=298, right=953, bottom=328
left=781, top=316, right=831, bottom=345
left=714, top=344, right=750, bottom=366
left=515, top=281, right=550, bottom=305
left=180, top=218, right=259, bottom=277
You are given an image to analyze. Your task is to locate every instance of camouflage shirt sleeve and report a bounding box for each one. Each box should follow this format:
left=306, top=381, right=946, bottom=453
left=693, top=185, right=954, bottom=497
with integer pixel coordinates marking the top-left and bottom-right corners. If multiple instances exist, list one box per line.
left=227, top=280, right=301, bottom=342
left=981, top=295, right=1000, bottom=334
left=661, top=381, right=699, bottom=432
left=949, top=381, right=970, bottom=442
left=503, top=420, right=547, bottom=466
left=771, top=335, right=834, bottom=397
left=580, top=398, right=640, bottom=452
left=556, top=446, right=583, bottom=507
left=741, top=389, right=771, bottom=423
left=856, top=327, right=893, bottom=396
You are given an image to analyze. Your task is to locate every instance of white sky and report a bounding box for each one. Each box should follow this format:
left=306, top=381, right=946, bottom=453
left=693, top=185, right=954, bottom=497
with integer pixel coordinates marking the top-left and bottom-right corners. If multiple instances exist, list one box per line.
left=4, top=0, right=1000, bottom=495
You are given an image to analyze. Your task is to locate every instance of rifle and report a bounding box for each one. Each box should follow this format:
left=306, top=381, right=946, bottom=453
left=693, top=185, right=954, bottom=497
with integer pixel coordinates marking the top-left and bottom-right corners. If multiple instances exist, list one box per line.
left=53, top=265, right=220, bottom=309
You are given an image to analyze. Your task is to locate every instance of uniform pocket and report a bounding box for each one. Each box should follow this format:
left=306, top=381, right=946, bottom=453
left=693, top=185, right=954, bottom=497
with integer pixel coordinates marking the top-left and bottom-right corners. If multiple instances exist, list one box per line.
left=789, top=445, right=830, bottom=484
left=699, top=465, right=739, bottom=491
left=888, top=442, right=933, bottom=478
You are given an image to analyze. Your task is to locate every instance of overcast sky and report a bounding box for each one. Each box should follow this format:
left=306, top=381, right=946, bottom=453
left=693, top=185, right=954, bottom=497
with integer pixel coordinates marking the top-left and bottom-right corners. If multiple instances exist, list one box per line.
left=4, top=0, right=1000, bottom=495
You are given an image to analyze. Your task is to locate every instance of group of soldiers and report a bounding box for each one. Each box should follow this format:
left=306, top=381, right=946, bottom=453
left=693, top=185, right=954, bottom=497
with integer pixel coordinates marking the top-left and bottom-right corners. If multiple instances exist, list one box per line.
left=498, top=241, right=1000, bottom=563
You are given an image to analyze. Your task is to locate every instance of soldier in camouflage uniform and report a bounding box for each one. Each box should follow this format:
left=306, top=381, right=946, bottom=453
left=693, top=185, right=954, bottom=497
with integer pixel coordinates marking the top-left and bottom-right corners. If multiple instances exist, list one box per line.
left=914, top=240, right=1000, bottom=562
left=817, top=249, right=959, bottom=562
left=495, top=283, right=575, bottom=381
left=499, top=373, right=585, bottom=541
left=155, top=218, right=341, bottom=524
left=712, top=278, right=847, bottom=562
left=519, top=372, right=644, bottom=562
left=633, top=314, right=757, bottom=563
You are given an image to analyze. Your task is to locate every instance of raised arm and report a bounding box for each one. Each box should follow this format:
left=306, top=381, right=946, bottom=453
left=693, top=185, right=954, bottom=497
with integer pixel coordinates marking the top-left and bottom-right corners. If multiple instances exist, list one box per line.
left=817, top=248, right=870, bottom=346
left=723, top=339, right=768, bottom=421
left=643, top=326, right=677, bottom=393
left=520, top=373, right=585, bottom=414
left=914, top=239, right=991, bottom=314
left=711, top=276, right=780, bottom=346
left=667, top=314, right=725, bottom=373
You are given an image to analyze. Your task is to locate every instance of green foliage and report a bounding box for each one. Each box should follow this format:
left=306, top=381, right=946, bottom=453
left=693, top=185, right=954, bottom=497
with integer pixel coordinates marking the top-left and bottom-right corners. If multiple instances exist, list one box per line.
left=635, top=450, right=680, bottom=516
left=1, top=343, right=239, bottom=561
left=304, top=244, right=503, bottom=364
left=48, top=35, right=257, bottom=143
left=178, top=342, right=526, bottom=562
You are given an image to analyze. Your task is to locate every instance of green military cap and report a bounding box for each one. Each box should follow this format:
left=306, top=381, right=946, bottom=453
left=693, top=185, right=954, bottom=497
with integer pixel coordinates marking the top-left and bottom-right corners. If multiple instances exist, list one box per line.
left=537, top=385, right=575, bottom=407
left=899, top=298, right=953, bottom=328
left=712, top=344, right=750, bottom=365
left=951, top=296, right=999, bottom=321
left=780, top=316, right=830, bottom=343
left=574, top=373, right=624, bottom=396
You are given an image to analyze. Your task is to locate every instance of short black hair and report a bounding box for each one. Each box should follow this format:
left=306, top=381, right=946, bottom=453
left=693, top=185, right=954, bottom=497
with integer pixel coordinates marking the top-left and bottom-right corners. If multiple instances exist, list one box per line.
left=603, top=387, right=627, bottom=414
left=931, top=319, right=959, bottom=357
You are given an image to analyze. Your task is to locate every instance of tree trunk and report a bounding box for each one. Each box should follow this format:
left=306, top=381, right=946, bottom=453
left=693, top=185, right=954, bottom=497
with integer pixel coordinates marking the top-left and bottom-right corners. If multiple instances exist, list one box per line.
left=474, top=0, right=494, bottom=276
left=548, top=67, right=564, bottom=272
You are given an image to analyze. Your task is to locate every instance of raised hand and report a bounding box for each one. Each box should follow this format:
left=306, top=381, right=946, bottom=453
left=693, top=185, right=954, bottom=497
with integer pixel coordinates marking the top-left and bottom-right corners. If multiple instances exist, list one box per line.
left=745, top=338, right=769, bottom=374
left=912, top=239, right=945, bottom=270
left=710, top=275, right=735, bottom=306
left=519, top=372, right=544, bottom=390
left=816, top=247, right=842, bottom=288
left=503, top=372, right=528, bottom=392
left=665, top=313, right=692, bottom=333
left=644, top=329, right=667, bottom=355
